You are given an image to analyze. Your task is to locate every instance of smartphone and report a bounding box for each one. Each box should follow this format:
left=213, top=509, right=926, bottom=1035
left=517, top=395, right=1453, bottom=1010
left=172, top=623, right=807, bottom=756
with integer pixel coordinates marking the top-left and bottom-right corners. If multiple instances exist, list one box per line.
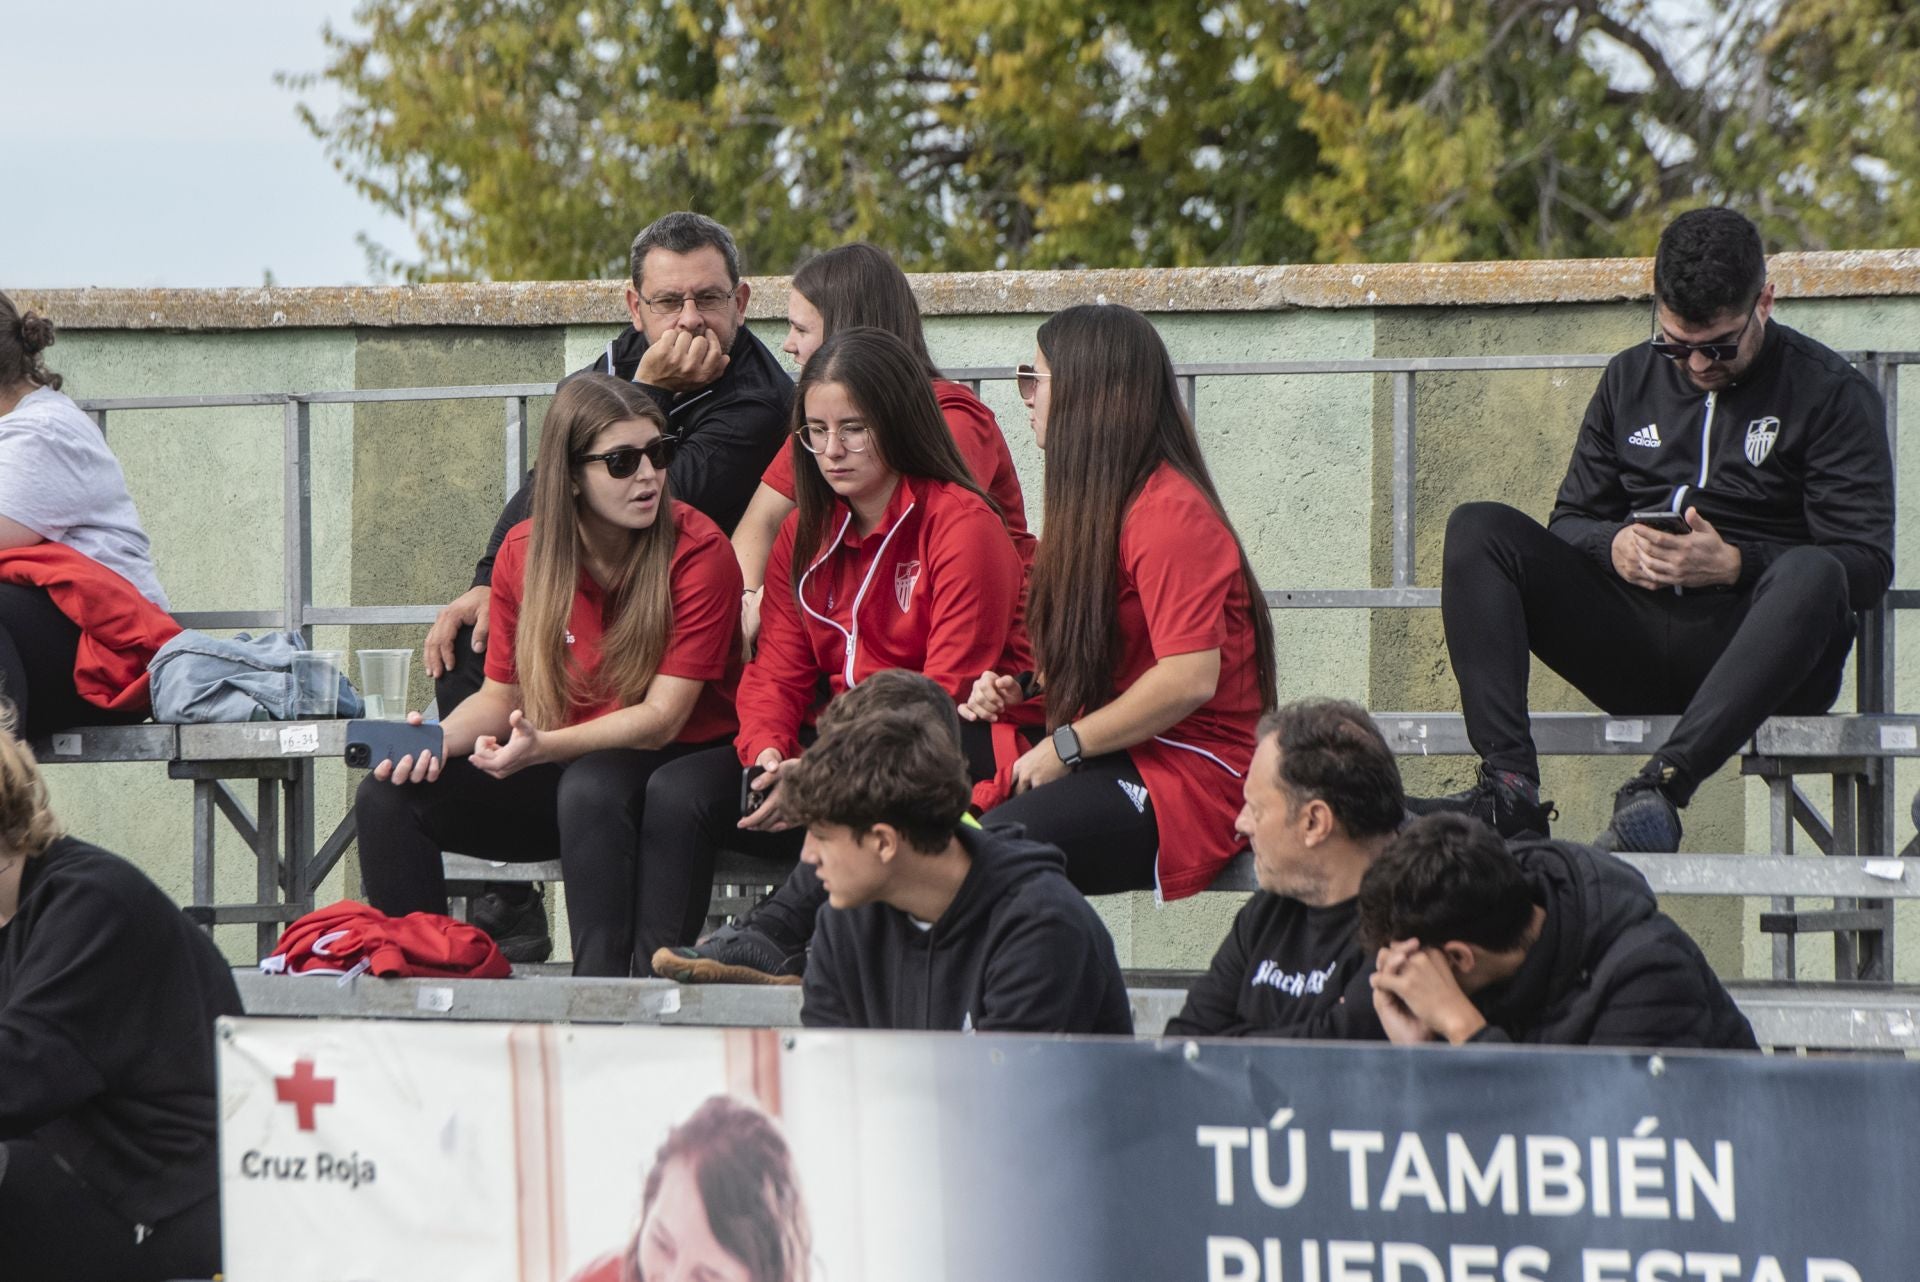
left=1629, top=508, right=1690, bottom=536
left=344, top=719, right=444, bottom=770
left=739, top=764, right=770, bottom=817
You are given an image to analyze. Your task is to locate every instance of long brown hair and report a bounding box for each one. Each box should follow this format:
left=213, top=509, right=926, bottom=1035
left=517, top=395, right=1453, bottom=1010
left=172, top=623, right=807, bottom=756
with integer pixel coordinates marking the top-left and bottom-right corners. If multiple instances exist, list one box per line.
left=787, top=328, right=994, bottom=589
left=790, top=243, right=942, bottom=383
left=518, top=374, right=679, bottom=728
left=1025, top=304, right=1277, bottom=728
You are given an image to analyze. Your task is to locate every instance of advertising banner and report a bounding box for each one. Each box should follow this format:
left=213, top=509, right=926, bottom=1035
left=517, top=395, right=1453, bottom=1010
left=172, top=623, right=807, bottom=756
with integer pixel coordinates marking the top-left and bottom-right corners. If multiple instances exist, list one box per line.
left=219, top=1017, right=1918, bottom=1281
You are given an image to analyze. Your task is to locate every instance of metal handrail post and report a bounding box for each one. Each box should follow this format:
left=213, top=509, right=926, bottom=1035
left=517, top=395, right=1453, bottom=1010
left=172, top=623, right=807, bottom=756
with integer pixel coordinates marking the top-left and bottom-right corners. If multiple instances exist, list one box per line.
left=1390, top=371, right=1418, bottom=588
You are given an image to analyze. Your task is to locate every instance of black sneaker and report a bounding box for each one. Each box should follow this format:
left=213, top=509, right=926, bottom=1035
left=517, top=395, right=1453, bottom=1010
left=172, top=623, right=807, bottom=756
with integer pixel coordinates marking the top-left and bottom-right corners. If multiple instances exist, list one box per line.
left=1596, top=764, right=1684, bottom=853
left=1405, top=764, right=1556, bottom=840
left=652, top=922, right=805, bottom=986
left=467, top=883, right=553, bottom=965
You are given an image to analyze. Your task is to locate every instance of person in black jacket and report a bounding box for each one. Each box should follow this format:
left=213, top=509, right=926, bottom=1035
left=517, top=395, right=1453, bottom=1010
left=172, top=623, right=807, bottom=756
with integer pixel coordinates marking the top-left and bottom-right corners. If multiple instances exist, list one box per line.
left=786, top=698, right=1131, bottom=1035
left=1411, top=207, right=1893, bottom=853
left=0, top=716, right=243, bottom=1280
left=1359, top=813, right=1758, bottom=1049
left=424, top=211, right=795, bottom=960
left=1164, top=699, right=1401, bottom=1041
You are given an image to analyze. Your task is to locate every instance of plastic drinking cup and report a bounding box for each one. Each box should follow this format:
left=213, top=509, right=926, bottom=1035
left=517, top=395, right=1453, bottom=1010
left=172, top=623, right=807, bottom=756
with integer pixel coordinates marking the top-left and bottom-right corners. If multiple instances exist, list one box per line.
left=291, top=650, right=345, bottom=719
left=357, top=648, right=413, bottom=720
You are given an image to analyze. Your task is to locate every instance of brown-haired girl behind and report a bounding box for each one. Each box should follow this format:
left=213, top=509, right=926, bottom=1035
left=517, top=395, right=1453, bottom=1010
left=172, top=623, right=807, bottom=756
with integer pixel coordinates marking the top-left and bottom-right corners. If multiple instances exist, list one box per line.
left=353, top=374, right=745, bottom=977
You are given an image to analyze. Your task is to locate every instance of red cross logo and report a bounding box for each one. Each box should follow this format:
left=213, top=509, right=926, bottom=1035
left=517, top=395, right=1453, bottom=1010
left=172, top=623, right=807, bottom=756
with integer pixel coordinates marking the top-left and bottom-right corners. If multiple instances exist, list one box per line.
left=274, top=1058, right=336, bottom=1132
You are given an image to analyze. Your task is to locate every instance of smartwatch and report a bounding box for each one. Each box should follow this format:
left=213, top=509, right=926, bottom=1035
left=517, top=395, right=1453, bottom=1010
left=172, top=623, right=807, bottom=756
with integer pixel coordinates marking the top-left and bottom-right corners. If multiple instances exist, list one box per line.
left=1051, top=723, right=1084, bottom=769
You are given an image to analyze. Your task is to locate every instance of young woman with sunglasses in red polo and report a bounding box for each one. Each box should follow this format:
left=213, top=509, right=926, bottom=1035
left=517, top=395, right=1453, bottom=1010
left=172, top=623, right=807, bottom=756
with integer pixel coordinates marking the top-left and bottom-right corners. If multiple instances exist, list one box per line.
left=355, top=373, right=744, bottom=977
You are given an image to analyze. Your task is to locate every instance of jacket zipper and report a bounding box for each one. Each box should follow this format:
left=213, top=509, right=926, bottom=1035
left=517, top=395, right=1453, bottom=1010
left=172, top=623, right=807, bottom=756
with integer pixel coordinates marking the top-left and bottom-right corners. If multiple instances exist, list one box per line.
left=796, top=503, right=918, bottom=688
left=1695, top=391, right=1717, bottom=489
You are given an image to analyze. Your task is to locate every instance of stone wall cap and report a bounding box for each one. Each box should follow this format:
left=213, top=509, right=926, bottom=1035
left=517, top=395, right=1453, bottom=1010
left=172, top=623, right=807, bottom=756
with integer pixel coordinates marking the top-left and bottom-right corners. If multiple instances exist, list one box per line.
left=17, top=251, right=1920, bottom=330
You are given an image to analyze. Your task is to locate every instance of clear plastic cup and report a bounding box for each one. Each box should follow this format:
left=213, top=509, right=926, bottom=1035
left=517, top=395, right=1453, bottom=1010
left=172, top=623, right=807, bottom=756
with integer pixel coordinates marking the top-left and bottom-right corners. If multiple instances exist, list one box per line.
left=357, top=648, right=413, bottom=720
left=291, top=650, right=345, bottom=719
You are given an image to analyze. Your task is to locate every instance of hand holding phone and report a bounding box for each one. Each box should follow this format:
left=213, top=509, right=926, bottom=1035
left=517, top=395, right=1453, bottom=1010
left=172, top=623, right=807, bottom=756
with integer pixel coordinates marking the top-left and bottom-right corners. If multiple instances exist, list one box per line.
left=345, top=719, right=444, bottom=771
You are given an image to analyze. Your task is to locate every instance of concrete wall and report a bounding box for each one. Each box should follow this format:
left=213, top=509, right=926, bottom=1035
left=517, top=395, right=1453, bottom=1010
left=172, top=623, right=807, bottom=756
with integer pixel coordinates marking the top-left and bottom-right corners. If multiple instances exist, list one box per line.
left=15, top=252, right=1920, bottom=974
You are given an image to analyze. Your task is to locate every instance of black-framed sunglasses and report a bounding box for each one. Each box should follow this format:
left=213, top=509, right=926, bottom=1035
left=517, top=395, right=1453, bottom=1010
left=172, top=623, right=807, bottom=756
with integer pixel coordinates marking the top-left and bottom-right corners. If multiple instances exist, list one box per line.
left=1015, top=363, right=1051, bottom=399
left=575, top=437, right=679, bottom=478
left=1649, top=303, right=1758, bottom=365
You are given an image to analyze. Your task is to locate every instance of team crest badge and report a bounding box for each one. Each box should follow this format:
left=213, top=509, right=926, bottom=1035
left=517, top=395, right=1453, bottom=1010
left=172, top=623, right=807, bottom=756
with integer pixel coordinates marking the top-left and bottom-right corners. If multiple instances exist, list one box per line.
left=894, top=560, right=923, bottom=612
left=1745, top=416, right=1780, bottom=466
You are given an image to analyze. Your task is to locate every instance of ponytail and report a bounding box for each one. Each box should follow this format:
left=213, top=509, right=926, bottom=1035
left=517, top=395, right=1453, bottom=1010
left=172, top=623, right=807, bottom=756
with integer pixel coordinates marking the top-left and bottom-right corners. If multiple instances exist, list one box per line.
left=0, top=706, right=63, bottom=858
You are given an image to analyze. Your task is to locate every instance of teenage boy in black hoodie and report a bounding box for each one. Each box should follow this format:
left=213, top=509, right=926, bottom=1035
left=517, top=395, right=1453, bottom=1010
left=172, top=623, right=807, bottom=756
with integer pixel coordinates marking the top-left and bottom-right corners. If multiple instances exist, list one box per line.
left=1164, top=700, right=1401, bottom=1041
left=1411, top=207, right=1892, bottom=854
left=787, top=699, right=1132, bottom=1035
left=1359, top=813, right=1757, bottom=1049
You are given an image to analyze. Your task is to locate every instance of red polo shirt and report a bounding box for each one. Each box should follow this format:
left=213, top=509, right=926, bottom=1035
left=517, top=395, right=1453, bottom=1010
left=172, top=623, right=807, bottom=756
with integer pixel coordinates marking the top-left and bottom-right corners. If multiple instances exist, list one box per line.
left=485, top=503, right=741, bottom=741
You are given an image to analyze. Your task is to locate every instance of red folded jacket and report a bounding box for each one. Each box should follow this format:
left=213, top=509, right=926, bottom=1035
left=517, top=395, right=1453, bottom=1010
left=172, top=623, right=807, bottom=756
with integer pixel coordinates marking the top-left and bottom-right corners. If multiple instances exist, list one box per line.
left=0, top=542, right=180, bottom=715
left=262, top=900, right=511, bottom=980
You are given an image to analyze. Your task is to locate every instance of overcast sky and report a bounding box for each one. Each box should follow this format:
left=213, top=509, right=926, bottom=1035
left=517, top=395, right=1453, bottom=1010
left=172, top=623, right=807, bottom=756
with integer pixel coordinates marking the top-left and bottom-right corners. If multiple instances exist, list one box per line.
left=2, top=1, right=408, bottom=288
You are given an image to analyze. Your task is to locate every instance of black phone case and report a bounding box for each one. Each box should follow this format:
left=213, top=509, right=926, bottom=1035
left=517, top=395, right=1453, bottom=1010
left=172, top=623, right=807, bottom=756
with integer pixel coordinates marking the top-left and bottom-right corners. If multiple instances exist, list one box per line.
left=344, top=720, right=445, bottom=769
left=740, top=765, right=769, bottom=816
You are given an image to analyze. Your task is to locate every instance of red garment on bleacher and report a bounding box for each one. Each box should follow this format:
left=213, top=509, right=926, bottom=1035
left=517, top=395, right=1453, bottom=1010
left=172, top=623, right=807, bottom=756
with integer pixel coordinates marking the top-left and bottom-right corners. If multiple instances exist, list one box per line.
left=0, top=542, right=181, bottom=715
left=263, top=900, right=511, bottom=979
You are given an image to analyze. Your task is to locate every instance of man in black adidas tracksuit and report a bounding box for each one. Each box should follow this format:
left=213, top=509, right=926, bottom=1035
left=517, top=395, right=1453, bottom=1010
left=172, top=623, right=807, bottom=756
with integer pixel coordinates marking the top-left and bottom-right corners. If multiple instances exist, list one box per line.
left=1165, top=700, right=1398, bottom=1041
left=1414, top=207, right=1893, bottom=851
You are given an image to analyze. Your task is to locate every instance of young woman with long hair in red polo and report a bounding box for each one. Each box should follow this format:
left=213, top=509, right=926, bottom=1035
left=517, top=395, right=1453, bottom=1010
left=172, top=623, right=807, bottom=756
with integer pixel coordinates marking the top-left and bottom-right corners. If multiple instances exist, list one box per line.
left=965, top=303, right=1277, bottom=901
left=355, top=374, right=744, bottom=976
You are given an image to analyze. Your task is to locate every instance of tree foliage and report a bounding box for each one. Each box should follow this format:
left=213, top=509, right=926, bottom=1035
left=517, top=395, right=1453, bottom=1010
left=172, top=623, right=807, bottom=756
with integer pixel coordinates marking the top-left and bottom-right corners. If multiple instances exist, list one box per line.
left=284, top=0, right=1920, bottom=280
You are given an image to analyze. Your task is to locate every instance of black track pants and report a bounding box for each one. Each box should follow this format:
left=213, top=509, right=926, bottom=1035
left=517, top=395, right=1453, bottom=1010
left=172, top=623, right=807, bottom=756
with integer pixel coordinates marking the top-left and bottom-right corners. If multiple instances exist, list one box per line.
left=355, top=741, right=715, bottom=975
left=1440, top=502, right=1855, bottom=802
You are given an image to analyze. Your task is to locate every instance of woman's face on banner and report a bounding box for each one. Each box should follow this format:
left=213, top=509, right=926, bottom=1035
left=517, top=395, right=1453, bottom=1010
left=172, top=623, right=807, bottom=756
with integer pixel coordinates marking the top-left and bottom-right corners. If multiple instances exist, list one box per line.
left=636, top=1158, right=752, bottom=1282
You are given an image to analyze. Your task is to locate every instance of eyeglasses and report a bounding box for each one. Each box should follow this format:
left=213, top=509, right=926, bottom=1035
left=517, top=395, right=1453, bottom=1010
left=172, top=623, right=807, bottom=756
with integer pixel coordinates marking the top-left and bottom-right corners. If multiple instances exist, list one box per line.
left=1650, top=303, right=1758, bottom=365
left=639, top=289, right=737, bottom=317
left=1016, top=364, right=1051, bottom=399
left=575, top=437, right=679, bottom=478
left=796, top=423, right=870, bottom=454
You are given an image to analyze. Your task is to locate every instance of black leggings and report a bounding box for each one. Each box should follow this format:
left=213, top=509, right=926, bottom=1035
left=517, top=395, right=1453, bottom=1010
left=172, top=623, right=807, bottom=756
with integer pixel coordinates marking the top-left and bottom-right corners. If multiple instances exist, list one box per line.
left=980, top=753, right=1160, bottom=895
left=735, top=747, right=1159, bottom=952
left=355, top=741, right=716, bottom=976
left=0, top=1140, right=221, bottom=1282
left=1441, top=502, right=1856, bottom=802
left=0, top=583, right=143, bottom=737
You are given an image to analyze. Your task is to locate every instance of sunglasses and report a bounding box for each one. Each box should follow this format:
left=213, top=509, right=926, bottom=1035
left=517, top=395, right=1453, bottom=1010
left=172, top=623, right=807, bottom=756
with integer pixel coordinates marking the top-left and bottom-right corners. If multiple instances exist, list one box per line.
left=576, top=437, right=678, bottom=478
left=1649, top=303, right=1757, bottom=365
left=1016, top=364, right=1051, bottom=399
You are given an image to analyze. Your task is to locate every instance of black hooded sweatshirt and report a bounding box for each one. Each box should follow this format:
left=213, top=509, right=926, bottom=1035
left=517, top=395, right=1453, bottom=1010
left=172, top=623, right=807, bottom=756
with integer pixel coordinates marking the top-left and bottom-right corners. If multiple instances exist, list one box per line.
left=1468, top=841, right=1757, bottom=1050
left=802, top=822, right=1133, bottom=1035
left=0, top=837, right=243, bottom=1228
left=1550, top=320, right=1892, bottom=606
left=471, top=322, right=795, bottom=585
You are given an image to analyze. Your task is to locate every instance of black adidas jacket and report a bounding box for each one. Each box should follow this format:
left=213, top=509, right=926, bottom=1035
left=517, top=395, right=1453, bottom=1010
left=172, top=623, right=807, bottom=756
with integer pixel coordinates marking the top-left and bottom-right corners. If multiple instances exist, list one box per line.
left=802, top=822, right=1134, bottom=1035
left=471, top=323, right=794, bottom=586
left=1163, top=892, right=1383, bottom=1040
left=1468, top=841, right=1758, bottom=1050
left=0, top=837, right=243, bottom=1229
left=1550, top=321, right=1893, bottom=607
